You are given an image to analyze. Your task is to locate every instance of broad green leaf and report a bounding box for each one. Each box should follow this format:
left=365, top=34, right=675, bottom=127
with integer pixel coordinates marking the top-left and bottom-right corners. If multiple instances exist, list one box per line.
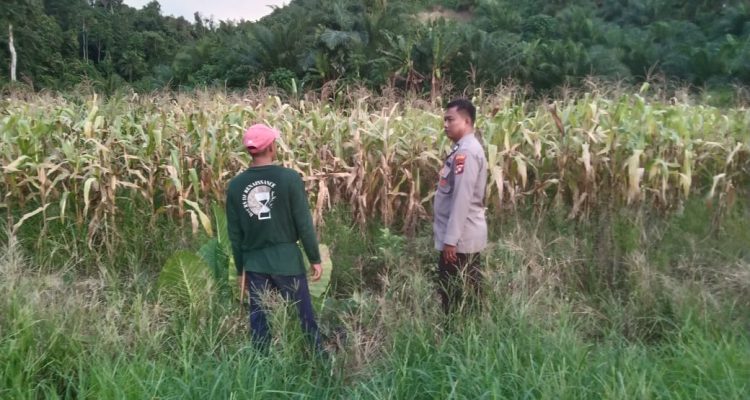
left=212, top=202, right=229, bottom=249
left=158, top=251, right=212, bottom=306
left=184, top=199, right=212, bottom=236
left=198, top=238, right=229, bottom=290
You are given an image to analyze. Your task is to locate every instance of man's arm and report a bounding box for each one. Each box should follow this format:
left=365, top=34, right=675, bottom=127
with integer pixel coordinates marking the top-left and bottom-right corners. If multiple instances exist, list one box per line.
left=443, top=152, right=480, bottom=249
left=226, top=188, right=244, bottom=276
left=290, top=173, right=322, bottom=265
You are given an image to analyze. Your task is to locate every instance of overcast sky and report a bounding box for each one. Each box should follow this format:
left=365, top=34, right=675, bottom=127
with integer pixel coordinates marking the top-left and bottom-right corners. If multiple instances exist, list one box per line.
left=122, top=0, right=289, bottom=22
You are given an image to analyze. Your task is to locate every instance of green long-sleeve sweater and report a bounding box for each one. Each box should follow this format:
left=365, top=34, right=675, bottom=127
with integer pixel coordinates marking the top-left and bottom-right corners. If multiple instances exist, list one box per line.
left=226, top=165, right=320, bottom=276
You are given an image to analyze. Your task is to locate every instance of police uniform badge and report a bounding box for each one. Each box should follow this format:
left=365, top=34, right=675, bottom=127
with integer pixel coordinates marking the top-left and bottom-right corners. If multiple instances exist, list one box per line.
left=454, top=154, right=466, bottom=175
left=439, top=165, right=450, bottom=187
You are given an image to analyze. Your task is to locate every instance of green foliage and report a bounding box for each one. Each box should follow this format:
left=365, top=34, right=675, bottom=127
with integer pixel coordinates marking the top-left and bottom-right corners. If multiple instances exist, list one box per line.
left=3, top=145, right=750, bottom=397
left=268, top=67, right=298, bottom=93
left=438, top=0, right=477, bottom=11
left=521, top=14, right=557, bottom=40
left=197, top=239, right=229, bottom=291
left=320, top=207, right=371, bottom=295
left=613, top=211, right=641, bottom=255
left=374, top=227, right=406, bottom=265
left=3, top=0, right=750, bottom=93
left=157, top=250, right=213, bottom=306
left=653, top=198, right=750, bottom=268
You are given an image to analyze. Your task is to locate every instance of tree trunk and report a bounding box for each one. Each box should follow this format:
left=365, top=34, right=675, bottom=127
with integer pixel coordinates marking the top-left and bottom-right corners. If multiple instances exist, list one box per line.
left=82, top=20, right=88, bottom=63
left=431, top=69, right=438, bottom=103
left=9, top=24, right=17, bottom=82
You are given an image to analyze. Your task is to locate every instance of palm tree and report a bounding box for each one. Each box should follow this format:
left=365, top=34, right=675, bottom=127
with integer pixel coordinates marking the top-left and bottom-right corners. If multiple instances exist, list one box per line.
left=415, top=20, right=462, bottom=101
left=379, top=30, right=424, bottom=92
left=246, top=22, right=307, bottom=75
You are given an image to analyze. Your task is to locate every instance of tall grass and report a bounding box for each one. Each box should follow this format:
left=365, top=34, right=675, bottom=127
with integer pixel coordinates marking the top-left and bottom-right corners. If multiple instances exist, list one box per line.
left=2, top=199, right=748, bottom=398
left=1, top=88, right=748, bottom=398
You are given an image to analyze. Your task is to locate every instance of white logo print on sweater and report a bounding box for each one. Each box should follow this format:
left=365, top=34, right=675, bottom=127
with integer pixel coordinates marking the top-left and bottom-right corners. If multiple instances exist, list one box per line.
left=242, top=180, right=277, bottom=220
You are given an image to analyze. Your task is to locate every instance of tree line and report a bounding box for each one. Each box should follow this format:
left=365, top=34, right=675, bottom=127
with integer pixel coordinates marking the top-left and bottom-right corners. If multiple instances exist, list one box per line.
left=1, top=0, right=749, bottom=95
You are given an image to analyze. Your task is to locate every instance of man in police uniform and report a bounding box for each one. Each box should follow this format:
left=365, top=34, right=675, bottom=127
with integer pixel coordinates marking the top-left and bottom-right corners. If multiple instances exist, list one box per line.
left=433, top=99, right=488, bottom=314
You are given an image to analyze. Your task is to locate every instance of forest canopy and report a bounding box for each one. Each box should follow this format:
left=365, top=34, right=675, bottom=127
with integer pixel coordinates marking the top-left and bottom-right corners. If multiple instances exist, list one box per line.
left=1, top=0, right=749, bottom=94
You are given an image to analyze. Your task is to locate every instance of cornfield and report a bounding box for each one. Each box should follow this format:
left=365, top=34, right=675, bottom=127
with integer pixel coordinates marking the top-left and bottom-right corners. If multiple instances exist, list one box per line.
left=2, top=89, right=748, bottom=245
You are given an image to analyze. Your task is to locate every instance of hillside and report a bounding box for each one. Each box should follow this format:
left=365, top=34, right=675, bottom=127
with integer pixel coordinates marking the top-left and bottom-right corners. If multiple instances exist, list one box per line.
left=1, top=0, right=749, bottom=95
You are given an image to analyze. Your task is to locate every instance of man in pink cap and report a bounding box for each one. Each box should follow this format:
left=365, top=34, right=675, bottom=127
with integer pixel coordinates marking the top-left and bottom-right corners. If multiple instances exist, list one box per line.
left=226, top=123, right=324, bottom=352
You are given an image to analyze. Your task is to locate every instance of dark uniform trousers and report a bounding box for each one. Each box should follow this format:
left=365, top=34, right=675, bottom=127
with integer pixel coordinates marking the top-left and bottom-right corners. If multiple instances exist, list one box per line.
left=244, top=272, right=323, bottom=352
left=437, top=252, right=482, bottom=314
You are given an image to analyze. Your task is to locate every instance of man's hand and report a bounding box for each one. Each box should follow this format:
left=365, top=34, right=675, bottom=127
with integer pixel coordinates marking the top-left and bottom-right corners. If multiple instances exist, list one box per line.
left=238, top=271, right=246, bottom=302
left=442, top=244, right=458, bottom=264
left=311, top=263, right=323, bottom=281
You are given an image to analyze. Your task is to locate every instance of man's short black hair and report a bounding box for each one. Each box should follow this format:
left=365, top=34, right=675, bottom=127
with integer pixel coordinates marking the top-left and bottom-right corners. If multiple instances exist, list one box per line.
left=446, top=98, right=476, bottom=125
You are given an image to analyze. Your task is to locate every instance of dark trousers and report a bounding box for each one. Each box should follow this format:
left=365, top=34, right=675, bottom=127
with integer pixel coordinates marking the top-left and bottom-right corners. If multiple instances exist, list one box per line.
left=436, top=252, right=482, bottom=314
left=244, top=272, right=322, bottom=351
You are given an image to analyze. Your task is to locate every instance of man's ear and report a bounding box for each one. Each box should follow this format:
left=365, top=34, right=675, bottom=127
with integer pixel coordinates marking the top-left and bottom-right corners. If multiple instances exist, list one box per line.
left=459, top=110, right=472, bottom=127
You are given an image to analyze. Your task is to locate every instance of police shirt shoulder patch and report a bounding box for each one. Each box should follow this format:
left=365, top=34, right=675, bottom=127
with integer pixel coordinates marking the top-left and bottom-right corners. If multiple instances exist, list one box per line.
left=454, top=154, right=466, bottom=174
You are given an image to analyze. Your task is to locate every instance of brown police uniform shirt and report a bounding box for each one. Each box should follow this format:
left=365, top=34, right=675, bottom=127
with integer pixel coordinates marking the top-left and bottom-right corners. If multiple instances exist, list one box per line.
left=433, top=133, right=488, bottom=254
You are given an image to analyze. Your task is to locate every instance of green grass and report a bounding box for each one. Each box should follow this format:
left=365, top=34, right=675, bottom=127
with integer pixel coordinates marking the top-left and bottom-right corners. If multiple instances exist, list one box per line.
left=1, top=201, right=749, bottom=399
left=354, top=315, right=749, bottom=399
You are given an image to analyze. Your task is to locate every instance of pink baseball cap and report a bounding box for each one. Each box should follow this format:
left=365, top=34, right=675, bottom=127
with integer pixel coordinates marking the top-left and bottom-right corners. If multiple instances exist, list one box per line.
left=243, top=123, right=280, bottom=154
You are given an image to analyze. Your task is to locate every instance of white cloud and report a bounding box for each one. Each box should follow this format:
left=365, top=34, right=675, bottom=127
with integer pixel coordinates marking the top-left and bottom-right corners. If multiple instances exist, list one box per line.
left=123, top=0, right=289, bottom=22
